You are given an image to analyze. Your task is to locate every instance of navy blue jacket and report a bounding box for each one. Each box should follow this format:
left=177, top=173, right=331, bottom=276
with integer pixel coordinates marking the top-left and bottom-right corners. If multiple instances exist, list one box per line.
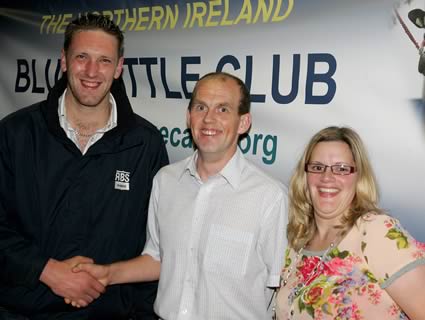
left=0, top=75, right=169, bottom=319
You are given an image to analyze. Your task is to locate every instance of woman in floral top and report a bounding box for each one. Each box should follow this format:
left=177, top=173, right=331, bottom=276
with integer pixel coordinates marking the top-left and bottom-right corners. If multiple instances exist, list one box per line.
left=275, top=126, right=425, bottom=320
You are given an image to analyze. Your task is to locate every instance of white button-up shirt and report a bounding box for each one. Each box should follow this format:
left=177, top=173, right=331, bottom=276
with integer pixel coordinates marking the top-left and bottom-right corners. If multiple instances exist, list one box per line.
left=143, top=149, right=288, bottom=319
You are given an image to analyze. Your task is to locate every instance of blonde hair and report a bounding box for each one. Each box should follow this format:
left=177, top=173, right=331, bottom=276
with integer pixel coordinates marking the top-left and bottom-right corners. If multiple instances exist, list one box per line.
left=287, top=126, right=382, bottom=250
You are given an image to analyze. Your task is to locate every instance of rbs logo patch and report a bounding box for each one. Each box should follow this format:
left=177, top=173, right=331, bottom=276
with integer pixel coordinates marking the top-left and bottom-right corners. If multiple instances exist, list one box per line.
left=115, top=170, right=130, bottom=191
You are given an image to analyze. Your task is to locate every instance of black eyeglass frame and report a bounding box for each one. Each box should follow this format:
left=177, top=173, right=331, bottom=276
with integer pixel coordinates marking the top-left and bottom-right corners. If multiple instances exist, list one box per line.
left=304, top=163, right=357, bottom=175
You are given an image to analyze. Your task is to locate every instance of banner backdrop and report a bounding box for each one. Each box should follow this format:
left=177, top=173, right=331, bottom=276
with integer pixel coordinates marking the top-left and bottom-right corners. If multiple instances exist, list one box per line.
left=1, top=0, right=424, bottom=240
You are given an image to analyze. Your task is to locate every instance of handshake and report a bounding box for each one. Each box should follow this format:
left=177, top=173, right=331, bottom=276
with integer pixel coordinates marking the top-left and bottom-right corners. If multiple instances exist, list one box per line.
left=39, top=256, right=113, bottom=309
left=39, top=254, right=160, bottom=308
left=65, top=259, right=110, bottom=308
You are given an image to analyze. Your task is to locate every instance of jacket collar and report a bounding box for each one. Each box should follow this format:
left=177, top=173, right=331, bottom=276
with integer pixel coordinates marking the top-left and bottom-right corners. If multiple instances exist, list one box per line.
left=41, top=74, right=137, bottom=141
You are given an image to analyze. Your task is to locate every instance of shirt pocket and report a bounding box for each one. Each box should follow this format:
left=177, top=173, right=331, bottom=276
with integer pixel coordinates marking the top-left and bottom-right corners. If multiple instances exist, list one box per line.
left=204, top=224, right=254, bottom=277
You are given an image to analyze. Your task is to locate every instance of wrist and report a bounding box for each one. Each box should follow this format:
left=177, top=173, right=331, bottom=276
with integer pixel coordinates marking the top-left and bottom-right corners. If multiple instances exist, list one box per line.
left=106, top=264, right=115, bottom=285
left=39, top=258, right=59, bottom=286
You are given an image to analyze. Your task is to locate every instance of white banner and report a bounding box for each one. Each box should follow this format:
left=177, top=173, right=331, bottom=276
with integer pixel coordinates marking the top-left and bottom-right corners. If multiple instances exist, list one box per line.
left=1, top=0, right=424, bottom=240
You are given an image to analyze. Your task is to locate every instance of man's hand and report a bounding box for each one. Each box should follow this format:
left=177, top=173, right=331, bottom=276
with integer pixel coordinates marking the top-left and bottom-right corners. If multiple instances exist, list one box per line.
left=64, top=254, right=161, bottom=308
left=64, top=262, right=111, bottom=308
left=39, top=256, right=105, bottom=308
left=72, top=262, right=111, bottom=287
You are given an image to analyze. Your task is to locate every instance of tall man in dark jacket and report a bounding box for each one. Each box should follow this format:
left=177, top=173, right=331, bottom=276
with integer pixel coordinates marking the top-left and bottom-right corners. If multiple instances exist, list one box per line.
left=0, top=13, right=168, bottom=319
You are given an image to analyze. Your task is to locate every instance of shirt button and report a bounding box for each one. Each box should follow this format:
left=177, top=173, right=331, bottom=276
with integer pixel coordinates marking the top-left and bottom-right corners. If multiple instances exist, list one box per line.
left=181, top=308, right=188, bottom=314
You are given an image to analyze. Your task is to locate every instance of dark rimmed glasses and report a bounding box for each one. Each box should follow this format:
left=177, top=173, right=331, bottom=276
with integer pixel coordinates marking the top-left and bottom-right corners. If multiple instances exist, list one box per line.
left=305, top=163, right=357, bottom=175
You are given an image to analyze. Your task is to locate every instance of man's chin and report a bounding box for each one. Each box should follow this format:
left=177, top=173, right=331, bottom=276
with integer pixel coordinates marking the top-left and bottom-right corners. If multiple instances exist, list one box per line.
left=76, top=96, right=105, bottom=108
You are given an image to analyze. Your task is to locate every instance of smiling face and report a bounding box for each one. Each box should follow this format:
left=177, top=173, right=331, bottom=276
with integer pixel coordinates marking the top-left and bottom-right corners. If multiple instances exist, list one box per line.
left=307, top=141, right=358, bottom=225
left=60, top=29, right=124, bottom=109
left=187, top=77, right=251, bottom=163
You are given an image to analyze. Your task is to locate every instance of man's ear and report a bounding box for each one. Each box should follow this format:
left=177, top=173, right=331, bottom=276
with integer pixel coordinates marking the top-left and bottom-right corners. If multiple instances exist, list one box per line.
left=114, top=57, right=124, bottom=79
left=186, top=108, right=191, bottom=129
left=60, top=49, right=67, bottom=73
left=238, top=113, right=252, bottom=135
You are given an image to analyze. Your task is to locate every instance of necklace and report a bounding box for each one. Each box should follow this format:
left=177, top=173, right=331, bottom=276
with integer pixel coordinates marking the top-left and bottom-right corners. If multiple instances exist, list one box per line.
left=75, top=130, right=96, bottom=138
left=273, top=240, right=337, bottom=320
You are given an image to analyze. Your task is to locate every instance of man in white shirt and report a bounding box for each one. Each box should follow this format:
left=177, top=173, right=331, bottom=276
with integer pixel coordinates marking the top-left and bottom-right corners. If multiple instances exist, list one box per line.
left=72, top=72, right=288, bottom=319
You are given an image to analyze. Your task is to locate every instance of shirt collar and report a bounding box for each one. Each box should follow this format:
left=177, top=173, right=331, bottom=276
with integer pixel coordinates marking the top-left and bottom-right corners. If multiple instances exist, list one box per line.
left=58, top=89, right=118, bottom=132
left=220, top=148, right=244, bottom=189
left=180, top=148, right=244, bottom=189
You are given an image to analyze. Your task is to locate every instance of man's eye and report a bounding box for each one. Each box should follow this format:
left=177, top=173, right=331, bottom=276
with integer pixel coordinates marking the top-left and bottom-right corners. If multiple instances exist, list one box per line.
left=218, top=107, right=228, bottom=113
left=194, top=104, right=206, bottom=111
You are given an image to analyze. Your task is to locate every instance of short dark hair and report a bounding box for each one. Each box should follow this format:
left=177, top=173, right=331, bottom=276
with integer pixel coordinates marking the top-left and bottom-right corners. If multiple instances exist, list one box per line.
left=64, top=13, right=124, bottom=57
left=188, top=72, right=251, bottom=115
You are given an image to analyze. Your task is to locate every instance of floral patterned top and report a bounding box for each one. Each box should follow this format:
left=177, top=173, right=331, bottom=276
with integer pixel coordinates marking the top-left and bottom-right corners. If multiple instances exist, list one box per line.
left=275, top=214, right=425, bottom=320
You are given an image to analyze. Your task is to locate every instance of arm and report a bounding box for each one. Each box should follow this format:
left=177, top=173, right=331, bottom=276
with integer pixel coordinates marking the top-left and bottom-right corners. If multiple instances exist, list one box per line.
left=0, top=121, right=104, bottom=306
left=385, top=263, right=425, bottom=319
left=362, top=215, right=425, bottom=319
left=0, top=198, right=104, bottom=307
left=0, top=127, right=47, bottom=288
left=259, top=186, right=288, bottom=289
left=68, top=170, right=163, bottom=307
left=67, top=254, right=160, bottom=308
left=39, top=256, right=105, bottom=308
left=73, top=254, right=160, bottom=286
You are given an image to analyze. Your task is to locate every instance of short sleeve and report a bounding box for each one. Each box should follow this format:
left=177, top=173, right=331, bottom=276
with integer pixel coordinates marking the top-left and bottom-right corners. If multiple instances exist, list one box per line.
left=258, top=185, right=288, bottom=288
left=141, top=174, right=161, bottom=261
left=360, top=214, right=425, bottom=288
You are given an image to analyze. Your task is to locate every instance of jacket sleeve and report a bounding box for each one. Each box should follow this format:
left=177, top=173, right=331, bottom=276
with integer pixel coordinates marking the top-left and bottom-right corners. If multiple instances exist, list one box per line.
left=149, top=130, right=169, bottom=179
left=0, top=121, right=49, bottom=289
